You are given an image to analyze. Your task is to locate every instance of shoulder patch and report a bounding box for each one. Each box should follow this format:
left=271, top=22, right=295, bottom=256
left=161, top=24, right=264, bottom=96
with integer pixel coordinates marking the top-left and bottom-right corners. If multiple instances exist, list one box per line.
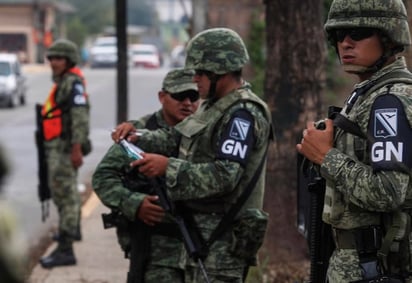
left=368, top=94, right=412, bottom=172
left=72, top=82, right=87, bottom=106
left=216, top=109, right=255, bottom=166
left=374, top=108, right=397, bottom=138
left=229, top=117, right=251, bottom=141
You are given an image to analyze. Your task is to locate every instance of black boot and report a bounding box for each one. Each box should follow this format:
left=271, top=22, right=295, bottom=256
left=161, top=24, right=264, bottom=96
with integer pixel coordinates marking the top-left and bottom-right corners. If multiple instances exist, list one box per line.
left=52, top=230, right=82, bottom=242
left=39, top=245, right=76, bottom=268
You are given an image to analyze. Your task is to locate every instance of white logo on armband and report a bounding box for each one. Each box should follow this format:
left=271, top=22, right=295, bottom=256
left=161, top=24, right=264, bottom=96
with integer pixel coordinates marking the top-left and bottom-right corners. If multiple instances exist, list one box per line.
left=374, top=108, right=397, bottom=138
left=221, top=139, right=248, bottom=159
left=230, top=118, right=250, bottom=141
left=371, top=142, right=403, bottom=162
left=74, top=94, right=86, bottom=105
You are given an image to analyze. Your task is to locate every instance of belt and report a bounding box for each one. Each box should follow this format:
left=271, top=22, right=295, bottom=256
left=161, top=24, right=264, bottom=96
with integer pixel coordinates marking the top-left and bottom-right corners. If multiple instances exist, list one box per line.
left=332, top=226, right=382, bottom=253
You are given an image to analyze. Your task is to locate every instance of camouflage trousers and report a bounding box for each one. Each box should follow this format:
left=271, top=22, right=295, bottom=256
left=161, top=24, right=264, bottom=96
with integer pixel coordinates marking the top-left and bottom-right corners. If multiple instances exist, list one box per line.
left=145, top=264, right=245, bottom=283
left=46, top=140, right=81, bottom=241
left=327, top=249, right=363, bottom=282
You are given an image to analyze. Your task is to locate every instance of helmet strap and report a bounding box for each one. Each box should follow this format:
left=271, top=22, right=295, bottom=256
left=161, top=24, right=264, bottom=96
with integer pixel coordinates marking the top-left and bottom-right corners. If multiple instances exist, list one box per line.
left=206, top=73, right=222, bottom=101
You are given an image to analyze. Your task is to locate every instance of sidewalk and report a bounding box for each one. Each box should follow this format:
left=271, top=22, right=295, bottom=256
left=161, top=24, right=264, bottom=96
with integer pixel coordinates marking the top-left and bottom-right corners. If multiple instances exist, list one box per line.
left=28, top=192, right=129, bottom=283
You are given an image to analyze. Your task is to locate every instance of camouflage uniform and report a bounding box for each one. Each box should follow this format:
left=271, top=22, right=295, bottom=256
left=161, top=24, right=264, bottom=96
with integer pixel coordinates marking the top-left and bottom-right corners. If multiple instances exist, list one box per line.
left=92, top=69, right=200, bottom=282
left=40, top=39, right=90, bottom=269
left=135, top=28, right=273, bottom=282
left=45, top=49, right=90, bottom=242
left=322, top=1, right=412, bottom=282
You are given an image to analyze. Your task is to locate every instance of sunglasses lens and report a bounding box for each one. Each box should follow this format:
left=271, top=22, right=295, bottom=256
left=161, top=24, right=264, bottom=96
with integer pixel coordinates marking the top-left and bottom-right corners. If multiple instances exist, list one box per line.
left=170, top=91, right=199, bottom=102
left=335, top=28, right=375, bottom=42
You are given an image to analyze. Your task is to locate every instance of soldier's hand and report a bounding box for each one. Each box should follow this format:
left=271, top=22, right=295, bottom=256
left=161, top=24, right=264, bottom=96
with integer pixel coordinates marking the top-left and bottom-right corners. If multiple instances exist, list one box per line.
left=137, top=195, right=165, bottom=226
left=111, top=122, right=136, bottom=143
left=296, top=119, right=333, bottom=165
left=71, top=143, right=83, bottom=169
left=130, top=153, right=168, bottom=178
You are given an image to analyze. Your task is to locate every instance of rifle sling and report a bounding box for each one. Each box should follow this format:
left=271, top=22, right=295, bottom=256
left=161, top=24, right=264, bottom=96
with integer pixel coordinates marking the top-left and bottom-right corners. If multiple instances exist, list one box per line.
left=206, top=145, right=269, bottom=248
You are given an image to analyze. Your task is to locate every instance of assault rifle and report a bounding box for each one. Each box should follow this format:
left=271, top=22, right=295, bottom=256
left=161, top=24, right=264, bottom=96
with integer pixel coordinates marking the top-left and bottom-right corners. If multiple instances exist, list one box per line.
left=35, top=103, right=51, bottom=222
left=119, top=139, right=211, bottom=283
left=297, top=120, right=335, bottom=283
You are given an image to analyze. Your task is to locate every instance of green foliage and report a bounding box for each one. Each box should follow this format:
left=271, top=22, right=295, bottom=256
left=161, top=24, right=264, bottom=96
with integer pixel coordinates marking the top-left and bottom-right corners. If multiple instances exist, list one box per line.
left=64, top=0, right=114, bottom=35
left=247, top=12, right=265, bottom=98
left=66, top=17, right=87, bottom=50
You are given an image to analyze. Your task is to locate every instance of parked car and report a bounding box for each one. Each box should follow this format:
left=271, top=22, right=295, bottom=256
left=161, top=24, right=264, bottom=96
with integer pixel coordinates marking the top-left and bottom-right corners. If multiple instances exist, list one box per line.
left=129, top=44, right=160, bottom=69
left=89, top=36, right=117, bottom=68
left=0, top=53, right=26, bottom=108
left=170, top=44, right=186, bottom=68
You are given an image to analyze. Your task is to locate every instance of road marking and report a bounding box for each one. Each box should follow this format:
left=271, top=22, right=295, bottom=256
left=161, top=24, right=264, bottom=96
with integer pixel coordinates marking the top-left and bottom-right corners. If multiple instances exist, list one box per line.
left=81, top=191, right=101, bottom=218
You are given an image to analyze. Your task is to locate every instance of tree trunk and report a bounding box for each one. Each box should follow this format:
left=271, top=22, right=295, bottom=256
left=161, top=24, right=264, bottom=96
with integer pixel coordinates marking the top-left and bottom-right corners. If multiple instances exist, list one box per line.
left=262, top=0, right=326, bottom=278
left=403, top=0, right=412, bottom=68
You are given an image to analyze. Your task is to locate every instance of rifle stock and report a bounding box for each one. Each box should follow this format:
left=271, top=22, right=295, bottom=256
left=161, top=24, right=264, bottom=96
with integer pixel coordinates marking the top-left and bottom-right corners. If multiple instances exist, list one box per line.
left=35, top=103, right=51, bottom=222
left=297, top=153, right=335, bottom=283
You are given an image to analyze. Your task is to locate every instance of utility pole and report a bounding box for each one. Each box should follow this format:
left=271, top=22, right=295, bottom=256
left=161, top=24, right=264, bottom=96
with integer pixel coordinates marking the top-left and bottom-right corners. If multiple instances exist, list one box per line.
left=116, top=0, right=128, bottom=124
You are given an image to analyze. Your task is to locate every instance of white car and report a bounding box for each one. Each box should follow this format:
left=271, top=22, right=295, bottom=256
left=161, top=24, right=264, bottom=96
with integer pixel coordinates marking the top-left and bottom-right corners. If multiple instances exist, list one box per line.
left=0, top=53, right=26, bottom=108
left=130, top=44, right=160, bottom=69
left=89, top=36, right=117, bottom=68
left=170, top=44, right=186, bottom=68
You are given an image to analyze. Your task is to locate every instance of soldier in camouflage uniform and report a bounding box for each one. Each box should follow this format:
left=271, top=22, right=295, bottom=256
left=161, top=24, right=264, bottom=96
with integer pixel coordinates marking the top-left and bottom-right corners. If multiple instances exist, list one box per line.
left=0, top=145, right=27, bottom=283
left=39, top=39, right=91, bottom=268
left=112, top=28, right=273, bottom=282
left=92, top=69, right=199, bottom=282
left=297, top=0, right=412, bottom=282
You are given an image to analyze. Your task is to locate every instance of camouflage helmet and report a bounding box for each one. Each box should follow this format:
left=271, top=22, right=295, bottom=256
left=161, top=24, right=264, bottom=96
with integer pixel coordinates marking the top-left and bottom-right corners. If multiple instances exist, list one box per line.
left=185, top=28, right=249, bottom=75
left=324, top=0, right=411, bottom=47
left=47, top=39, right=79, bottom=65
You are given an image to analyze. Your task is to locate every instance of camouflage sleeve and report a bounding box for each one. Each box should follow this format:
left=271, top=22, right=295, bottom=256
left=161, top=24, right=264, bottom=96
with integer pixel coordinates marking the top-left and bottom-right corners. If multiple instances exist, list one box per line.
left=165, top=102, right=270, bottom=201
left=127, top=113, right=151, bottom=129
left=165, top=158, right=244, bottom=200
left=136, top=127, right=180, bottom=155
left=321, top=148, right=410, bottom=211
left=57, top=75, right=90, bottom=144
left=92, top=143, right=147, bottom=221
left=69, top=78, right=89, bottom=144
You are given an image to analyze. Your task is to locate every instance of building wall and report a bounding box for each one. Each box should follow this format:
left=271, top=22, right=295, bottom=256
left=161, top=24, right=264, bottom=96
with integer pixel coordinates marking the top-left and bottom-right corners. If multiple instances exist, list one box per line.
left=0, top=4, right=62, bottom=63
left=0, top=5, right=34, bottom=62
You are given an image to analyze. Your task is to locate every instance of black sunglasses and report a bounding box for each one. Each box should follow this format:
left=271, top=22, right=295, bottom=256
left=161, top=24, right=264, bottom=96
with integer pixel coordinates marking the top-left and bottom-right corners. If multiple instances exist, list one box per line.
left=334, top=28, right=376, bottom=43
left=169, top=90, right=199, bottom=102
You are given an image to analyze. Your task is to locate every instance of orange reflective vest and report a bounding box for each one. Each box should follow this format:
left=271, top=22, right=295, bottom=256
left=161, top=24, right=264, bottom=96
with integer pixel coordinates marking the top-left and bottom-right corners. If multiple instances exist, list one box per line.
left=42, top=67, right=87, bottom=141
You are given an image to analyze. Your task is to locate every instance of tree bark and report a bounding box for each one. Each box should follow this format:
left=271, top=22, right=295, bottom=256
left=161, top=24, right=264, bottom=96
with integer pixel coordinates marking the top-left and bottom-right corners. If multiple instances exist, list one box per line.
left=262, top=0, right=326, bottom=271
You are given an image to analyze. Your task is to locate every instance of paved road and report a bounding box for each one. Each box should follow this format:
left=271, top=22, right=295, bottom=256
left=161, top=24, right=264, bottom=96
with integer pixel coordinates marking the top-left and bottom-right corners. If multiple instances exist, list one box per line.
left=0, top=64, right=170, bottom=274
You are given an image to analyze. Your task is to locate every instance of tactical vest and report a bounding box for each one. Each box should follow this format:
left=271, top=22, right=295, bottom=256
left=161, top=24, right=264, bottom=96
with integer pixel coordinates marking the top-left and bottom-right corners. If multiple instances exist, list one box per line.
left=325, top=68, right=412, bottom=276
left=41, top=67, right=87, bottom=141
left=174, top=88, right=272, bottom=213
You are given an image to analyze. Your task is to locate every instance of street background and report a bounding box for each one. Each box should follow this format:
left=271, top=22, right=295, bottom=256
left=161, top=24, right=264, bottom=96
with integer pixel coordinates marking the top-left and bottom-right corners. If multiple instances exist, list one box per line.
left=0, top=63, right=170, bottom=282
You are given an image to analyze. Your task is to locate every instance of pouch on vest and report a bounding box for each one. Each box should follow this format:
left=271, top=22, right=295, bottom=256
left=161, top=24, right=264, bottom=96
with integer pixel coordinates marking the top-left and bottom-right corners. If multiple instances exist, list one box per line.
left=229, top=208, right=268, bottom=266
left=379, top=211, right=412, bottom=276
